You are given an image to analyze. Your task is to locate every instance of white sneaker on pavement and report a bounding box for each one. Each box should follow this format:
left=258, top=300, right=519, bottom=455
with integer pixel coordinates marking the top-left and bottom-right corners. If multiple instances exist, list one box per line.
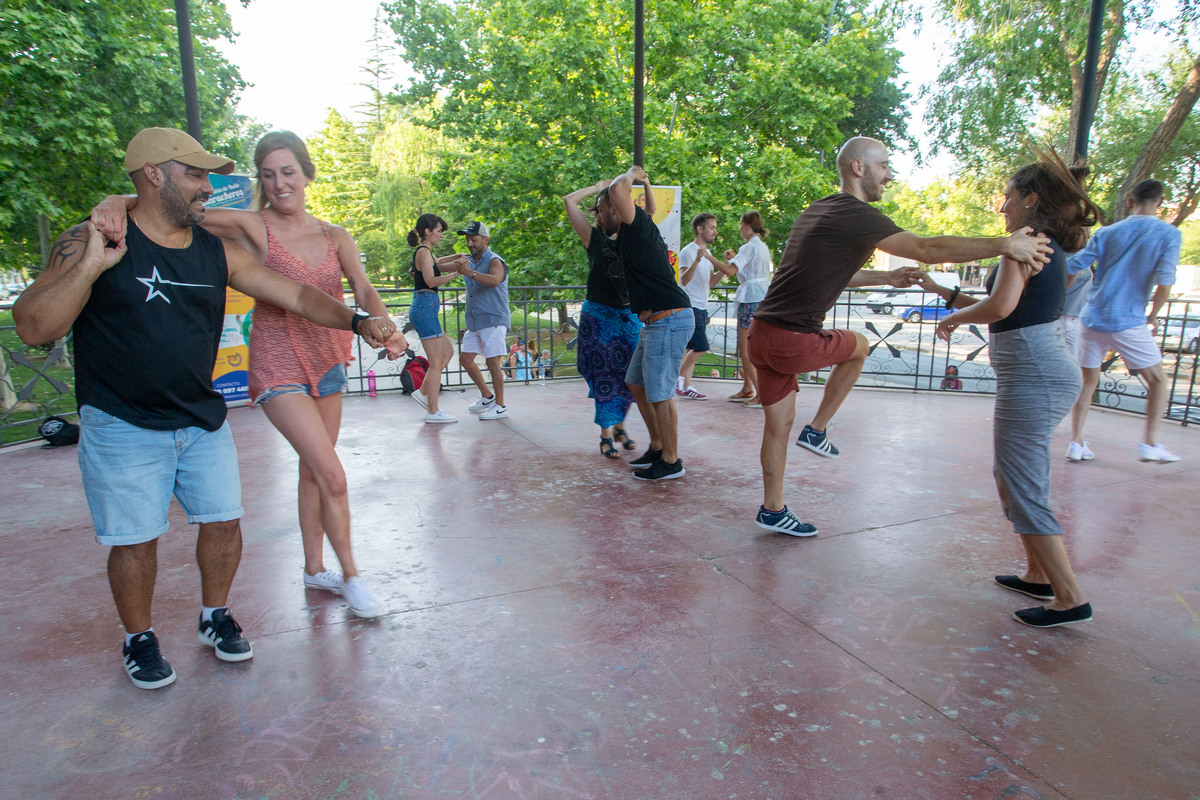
left=303, top=568, right=344, bottom=594
left=468, top=395, right=496, bottom=414
left=1065, top=441, right=1095, bottom=461
left=1139, top=443, right=1180, bottom=463
left=424, top=410, right=458, bottom=424
left=480, top=404, right=509, bottom=420
left=343, top=576, right=381, bottom=619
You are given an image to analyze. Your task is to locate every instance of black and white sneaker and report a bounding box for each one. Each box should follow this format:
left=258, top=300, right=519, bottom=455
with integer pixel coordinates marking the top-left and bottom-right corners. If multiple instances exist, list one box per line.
left=198, top=608, right=254, bottom=662
left=633, top=458, right=685, bottom=481
left=795, top=424, right=839, bottom=459
left=628, top=447, right=662, bottom=469
left=755, top=505, right=818, bottom=537
left=122, top=631, right=177, bottom=689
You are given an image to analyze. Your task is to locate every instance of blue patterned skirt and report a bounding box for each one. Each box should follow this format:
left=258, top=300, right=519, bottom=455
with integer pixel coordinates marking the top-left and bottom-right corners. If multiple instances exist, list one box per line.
left=578, top=300, right=642, bottom=428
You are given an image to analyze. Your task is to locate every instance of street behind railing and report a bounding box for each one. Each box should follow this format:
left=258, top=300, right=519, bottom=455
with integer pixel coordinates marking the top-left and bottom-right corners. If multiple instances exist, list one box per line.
left=3, top=287, right=1197, bottom=446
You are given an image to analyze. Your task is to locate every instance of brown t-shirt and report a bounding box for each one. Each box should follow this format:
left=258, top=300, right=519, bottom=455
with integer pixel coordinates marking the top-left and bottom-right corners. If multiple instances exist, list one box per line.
left=754, top=193, right=904, bottom=333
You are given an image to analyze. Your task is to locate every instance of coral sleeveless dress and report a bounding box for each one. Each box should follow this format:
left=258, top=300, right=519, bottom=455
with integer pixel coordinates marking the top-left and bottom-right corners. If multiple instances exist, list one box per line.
left=248, top=212, right=354, bottom=401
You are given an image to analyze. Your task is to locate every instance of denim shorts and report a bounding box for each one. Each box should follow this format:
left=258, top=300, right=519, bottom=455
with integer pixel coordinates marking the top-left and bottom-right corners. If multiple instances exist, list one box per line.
left=686, top=307, right=710, bottom=352
left=409, top=290, right=443, bottom=340
left=77, top=405, right=244, bottom=546
left=625, top=309, right=695, bottom=402
left=254, top=362, right=348, bottom=405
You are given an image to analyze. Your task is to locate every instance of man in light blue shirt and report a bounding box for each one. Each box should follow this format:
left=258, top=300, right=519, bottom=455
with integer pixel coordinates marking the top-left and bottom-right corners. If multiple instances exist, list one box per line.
left=1066, top=179, right=1182, bottom=463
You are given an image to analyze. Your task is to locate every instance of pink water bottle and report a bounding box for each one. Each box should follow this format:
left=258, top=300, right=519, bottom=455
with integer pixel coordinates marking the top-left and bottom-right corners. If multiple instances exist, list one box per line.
left=367, top=370, right=377, bottom=397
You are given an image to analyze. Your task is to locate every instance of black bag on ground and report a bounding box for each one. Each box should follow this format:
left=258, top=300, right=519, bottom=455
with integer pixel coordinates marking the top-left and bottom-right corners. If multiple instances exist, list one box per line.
left=39, top=415, right=79, bottom=446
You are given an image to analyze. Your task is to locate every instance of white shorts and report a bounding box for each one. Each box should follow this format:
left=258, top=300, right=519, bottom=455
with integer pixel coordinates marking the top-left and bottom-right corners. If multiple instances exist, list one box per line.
left=1060, top=316, right=1081, bottom=359
left=461, top=325, right=508, bottom=359
left=1077, top=324, right=1162, bottom=371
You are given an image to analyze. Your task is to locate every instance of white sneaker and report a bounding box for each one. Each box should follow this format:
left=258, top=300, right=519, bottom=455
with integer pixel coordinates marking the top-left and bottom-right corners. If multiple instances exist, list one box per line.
left=480, top=404, right=508, bottom=420
left=412, top=391, right=429, bottom=411
left=1065, top=441, right=1095, bottom=461
left=468, top=395, right=496, bottom=414
left=424, top=410, right=458, bottom=424
left=1139, top=443, right=1180, bottom=463
left=303, top=568, right=344, bottom=594
left=343, top=576, right=381, bottom=619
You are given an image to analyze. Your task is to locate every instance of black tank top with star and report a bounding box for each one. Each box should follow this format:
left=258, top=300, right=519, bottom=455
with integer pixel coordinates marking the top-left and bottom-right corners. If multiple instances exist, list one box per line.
left=74, top=216, right=230, bottom=430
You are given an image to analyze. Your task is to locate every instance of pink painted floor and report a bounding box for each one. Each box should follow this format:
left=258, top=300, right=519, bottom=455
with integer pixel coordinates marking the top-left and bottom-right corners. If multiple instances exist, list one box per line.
left=2, top=380, right=1197, bottom=800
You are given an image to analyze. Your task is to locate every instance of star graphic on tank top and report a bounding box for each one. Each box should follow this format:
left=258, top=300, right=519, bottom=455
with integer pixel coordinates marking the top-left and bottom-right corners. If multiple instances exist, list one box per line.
left=136, top=265, right=214, bottom=304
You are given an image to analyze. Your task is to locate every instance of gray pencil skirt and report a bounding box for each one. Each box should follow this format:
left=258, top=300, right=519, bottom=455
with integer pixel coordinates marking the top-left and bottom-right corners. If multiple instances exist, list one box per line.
left=989, top=321, right=1083, bottom=536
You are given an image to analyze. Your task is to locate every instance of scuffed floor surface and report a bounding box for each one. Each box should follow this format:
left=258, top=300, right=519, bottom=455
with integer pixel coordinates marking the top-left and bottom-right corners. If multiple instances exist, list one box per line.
left=2, top=381, right=1197, bottom=800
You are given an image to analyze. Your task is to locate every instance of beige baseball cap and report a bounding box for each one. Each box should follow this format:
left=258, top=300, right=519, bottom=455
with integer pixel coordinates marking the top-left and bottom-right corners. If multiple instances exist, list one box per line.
left=124, top=127, right=235, bottom=175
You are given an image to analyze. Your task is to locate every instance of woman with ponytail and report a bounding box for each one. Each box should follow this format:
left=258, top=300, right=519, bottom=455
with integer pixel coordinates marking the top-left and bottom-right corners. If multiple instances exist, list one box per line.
left=407, top=213, right=469, bottom=423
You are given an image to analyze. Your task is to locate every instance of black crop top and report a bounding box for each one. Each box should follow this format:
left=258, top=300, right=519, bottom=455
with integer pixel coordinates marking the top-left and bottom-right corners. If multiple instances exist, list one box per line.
left=410, top=245, right=439, bottom=291
left=986, top=239, right=1066, bottom=334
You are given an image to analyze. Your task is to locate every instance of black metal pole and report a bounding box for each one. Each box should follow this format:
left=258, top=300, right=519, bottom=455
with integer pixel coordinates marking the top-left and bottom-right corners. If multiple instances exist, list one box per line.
left=174, top=0, right=203, bottom=142
left=634, top=0, right=644, bottom=165
left=1073, top=0, right=1105, bottom=165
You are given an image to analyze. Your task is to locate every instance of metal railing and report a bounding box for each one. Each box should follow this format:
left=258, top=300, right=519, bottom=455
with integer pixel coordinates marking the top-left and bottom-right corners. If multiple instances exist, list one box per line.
left=4, top=289, right=1197, bottom=447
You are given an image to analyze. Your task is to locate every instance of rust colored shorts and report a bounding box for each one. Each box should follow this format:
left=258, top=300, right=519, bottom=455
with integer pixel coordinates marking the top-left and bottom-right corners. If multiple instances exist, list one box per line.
left=747, top=319, right=859, bottom=406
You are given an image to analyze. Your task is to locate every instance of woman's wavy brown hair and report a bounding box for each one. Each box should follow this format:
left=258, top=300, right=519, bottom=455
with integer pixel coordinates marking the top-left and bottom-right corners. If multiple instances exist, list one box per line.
left=1008, top=144, right=1103, bottom=253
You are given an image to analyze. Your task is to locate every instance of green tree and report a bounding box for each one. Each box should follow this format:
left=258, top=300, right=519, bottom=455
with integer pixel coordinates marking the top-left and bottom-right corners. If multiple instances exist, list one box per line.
left=881, top=177, right=1005, bottom=241
left=1181, top=218, right=1200, bottom=264
left=0, top=0, right=253, bottom=271
left=924, top=0, right=1200, bottom=223
left=384, top=0, right=911, bottom=285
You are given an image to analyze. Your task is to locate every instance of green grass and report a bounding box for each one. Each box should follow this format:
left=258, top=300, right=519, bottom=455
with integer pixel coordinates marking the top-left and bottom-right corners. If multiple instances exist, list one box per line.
left=1, top=309, right=78, bottom=445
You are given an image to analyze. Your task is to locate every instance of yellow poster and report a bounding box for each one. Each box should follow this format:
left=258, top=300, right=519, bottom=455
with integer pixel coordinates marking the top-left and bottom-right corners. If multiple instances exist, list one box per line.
left=631, top=185, right=683, bottom=282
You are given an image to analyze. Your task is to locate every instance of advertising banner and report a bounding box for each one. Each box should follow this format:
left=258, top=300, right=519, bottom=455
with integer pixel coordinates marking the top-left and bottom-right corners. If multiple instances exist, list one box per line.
left=631, top=185, right=683, bottom=281
left=206, top=173, right=254, bottom=405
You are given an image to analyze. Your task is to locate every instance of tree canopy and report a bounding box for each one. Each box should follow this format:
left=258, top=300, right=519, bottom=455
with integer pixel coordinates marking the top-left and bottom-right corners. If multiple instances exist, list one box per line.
left=0, top=0, right=256, bottom=271
left=924, top=0, right=1200, bottom=224
left=378, top=0, right=911, bottom=284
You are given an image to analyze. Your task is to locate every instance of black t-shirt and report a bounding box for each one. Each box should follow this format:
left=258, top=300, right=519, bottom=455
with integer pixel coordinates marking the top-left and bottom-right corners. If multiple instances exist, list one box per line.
left=410, top=245, right=439, bottom=291
left=74, top=217, right=229, bottom=430
left=986, top=239, right=1066, bottom=333
left=617, top=205, right=689, bottom=314
left=585, top=226, right=629, bottom=308
left=755, top=193, right=904, bottom=333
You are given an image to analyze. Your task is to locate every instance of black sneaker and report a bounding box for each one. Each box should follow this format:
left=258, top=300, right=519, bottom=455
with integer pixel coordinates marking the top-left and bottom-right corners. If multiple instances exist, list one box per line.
left=628, top=447, right=662, bottom=469
left=198, top=608, right=254, bottom=662
left=122, top=631, right=177, bottom=690
left=633, top=458, right=685, bottom=481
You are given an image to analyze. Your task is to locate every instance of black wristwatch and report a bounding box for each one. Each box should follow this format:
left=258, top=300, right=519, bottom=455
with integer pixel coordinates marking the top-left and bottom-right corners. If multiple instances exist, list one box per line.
left=350, top=309, right=370, bottom=334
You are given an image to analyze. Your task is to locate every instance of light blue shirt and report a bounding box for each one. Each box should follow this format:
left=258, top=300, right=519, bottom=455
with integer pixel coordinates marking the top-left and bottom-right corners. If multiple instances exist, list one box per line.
left=1068, top=215, right=1180, bottom=333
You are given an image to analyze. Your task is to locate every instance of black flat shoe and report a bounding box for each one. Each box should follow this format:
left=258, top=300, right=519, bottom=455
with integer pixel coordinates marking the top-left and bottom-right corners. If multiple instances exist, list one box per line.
left=995, top=575, right=1054, bottom=601
left=1013, top=603, right=1092, bottom=628
left=599, top=436, right=621, bottom=459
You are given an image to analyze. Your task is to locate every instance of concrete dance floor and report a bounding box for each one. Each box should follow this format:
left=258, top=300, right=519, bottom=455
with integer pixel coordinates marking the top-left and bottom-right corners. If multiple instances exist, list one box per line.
left=2, top=380, right=1197, bottom=800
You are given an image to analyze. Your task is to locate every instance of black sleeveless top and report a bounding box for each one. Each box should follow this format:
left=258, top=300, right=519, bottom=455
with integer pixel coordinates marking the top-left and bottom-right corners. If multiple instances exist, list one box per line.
left=585, top=226, right=629, bottom=308
left=986, top=239, right=1067, bottom=334
left=74, top=216, right=229, bottom=430
left=410, top=245, right=439, bottom=291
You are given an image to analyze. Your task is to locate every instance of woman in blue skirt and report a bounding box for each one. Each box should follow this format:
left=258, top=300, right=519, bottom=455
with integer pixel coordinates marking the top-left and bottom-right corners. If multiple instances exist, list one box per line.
left=563, top=181, right=643, bottom=458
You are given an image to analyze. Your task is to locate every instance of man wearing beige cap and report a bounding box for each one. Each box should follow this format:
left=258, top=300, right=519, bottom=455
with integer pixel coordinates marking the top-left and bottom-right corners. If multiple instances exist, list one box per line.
left=14, top=127, right=395, bottom=690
